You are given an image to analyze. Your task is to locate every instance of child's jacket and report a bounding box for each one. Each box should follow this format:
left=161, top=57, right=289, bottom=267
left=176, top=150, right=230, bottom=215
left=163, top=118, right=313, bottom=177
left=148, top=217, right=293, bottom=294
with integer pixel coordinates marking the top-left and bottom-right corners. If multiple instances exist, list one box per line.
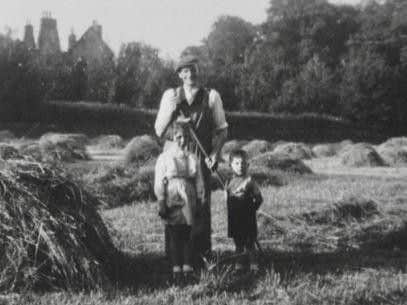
left=154, top=145, right=204, bottom=226
left=226, top=175, right=263, bottom=239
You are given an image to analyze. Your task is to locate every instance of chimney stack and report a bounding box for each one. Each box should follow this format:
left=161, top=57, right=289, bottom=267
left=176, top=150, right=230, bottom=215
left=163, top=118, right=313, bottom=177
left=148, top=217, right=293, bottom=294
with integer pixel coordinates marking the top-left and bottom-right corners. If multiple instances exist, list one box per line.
left=23, top=22, right=36, bottom=49
left=68, top=29, right=77, bottom=50
left=38, top=11, right=61, bottom=56
left=92, top=20, right=102, bottom=39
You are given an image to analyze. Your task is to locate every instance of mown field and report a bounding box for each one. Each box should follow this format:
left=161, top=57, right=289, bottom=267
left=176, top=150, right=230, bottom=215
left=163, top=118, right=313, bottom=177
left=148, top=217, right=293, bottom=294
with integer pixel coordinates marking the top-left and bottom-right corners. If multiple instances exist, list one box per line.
left=1, top=134, right=407, bottom=305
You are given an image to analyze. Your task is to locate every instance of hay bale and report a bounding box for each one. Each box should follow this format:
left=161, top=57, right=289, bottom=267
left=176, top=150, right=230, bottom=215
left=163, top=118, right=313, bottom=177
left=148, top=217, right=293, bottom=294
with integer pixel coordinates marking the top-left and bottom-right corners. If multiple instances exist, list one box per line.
left=0, top=130, right=15, bottom=142
left=92, top=135, right=125, bottom=150
left=18, top=142, right=42, bottom=162
left=0, top=144, right=21, bottom=160
left=212, top=162, right=286, bottom=190
left=241, top=140, right=272, bottom=158
left=251, top=152, right=312, bottom=174
left=272, top=142, right=314, bottom=160
left=220, top=140, right=248, bottom=162
left=39, top=133, right=89, bottom=162
left=376, top=144, right=407, bottom=166
left=312, top=144, right=336, bottom=158
left=382, top=137, right=407, bottom=148
left=0, top=161, right=116, bottom=291
left=301, top=197, right=379, bottom=225
left=82, top=163, right=156, bottom=206
left=339, top=143, right=385, bottom=167
left=123, top=135, right=160, bottom=165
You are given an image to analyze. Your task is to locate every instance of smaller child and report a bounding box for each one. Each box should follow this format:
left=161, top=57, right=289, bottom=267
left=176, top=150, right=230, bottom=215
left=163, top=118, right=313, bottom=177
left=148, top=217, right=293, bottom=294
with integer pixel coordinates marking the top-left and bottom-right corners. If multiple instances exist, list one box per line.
left=226, top=149, right=263, bottom=272
left=154, top=122, right=204, bottom=284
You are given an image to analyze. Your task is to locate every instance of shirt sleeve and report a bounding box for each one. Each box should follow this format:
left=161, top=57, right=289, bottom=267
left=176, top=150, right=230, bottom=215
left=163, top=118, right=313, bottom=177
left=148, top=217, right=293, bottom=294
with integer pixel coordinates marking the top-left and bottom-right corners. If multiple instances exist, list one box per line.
left=154, top=88, right=178, bottom=137
left=208, top=89, right=228, bottom=131
left=154, top=154, right=167, bottom=201
left=194, top=155, right=205, bottom=203
left=250, top=179, right=263, bottom=209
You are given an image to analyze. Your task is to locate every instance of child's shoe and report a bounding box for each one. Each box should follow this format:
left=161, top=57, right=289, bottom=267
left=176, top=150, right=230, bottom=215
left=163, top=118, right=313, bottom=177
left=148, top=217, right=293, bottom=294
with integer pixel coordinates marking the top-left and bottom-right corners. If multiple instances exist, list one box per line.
left=172, top=266, right=183, bottom=286
left=183, top=265, right=198, bottom=285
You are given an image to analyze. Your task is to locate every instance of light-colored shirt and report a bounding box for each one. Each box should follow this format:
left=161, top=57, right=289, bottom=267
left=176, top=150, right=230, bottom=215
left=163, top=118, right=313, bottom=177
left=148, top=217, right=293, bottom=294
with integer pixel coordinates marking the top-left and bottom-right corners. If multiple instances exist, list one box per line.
left=154, top=86, right=228, bottom=138
left=154, top=145, right=205, bottom=225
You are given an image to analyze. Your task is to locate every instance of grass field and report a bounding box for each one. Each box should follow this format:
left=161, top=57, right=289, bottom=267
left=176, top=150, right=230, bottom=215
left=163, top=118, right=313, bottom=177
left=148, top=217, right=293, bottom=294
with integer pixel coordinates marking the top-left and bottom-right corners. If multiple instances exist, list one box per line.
left=4, top=147, right=407, bottom=305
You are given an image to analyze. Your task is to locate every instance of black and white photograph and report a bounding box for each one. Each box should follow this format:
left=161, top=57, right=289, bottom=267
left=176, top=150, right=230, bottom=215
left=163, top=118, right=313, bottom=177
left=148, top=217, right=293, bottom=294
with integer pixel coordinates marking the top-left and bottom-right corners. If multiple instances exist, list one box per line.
left=0, top=0, right=407, bottom=304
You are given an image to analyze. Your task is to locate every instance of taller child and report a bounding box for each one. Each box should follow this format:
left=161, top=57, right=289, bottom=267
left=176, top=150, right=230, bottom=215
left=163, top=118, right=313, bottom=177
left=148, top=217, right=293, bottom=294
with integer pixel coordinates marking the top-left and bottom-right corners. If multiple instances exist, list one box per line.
left=154, top=55, right=228, bottom=261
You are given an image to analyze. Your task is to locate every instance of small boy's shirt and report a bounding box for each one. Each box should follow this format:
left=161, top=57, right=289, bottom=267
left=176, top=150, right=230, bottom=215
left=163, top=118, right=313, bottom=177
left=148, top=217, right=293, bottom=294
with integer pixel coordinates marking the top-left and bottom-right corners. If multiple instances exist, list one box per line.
left=226, top=174, right=263, bottom=239
left=227, top=175, right=263, bottom=210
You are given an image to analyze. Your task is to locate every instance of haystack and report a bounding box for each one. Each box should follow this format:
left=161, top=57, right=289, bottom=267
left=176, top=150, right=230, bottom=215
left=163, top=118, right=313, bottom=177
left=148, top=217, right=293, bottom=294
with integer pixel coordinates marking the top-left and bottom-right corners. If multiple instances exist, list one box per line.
left=251, top=151, right=312, bottom=174
left=39, top=133, right=89, bottom=162
left=123, top=135, right=160, bottom=165
left=241, top=139, right=272, bottom=158
left=0, top=144, right=21, bottom=160
left=301, top=197, right=379, bottom=225
left=220, top=140, right=248, bottom=162
left=312, top=144, right=337, bottom=158
left=82, top=163, right=155, bottom=206
left=382, top=137, right=407, bottom=148
left=18, top=142, right=42, bottom=162
left=272, top=142, right=314, bottom=160
left=376, top=144, right=407, bottom=166
left=0, top=161, right=116, bottom=292
left=91, top=135, right=125, bottom=150
left=0, top=130, right=15, bottom=142
left=213, top=162, right=285, bottom=190
left=339, top=143, right=385, bottom=167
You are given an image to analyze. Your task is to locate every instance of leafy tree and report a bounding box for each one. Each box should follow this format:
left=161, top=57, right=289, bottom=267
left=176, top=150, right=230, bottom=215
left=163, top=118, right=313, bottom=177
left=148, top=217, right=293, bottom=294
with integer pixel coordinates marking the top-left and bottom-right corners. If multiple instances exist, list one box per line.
left=339, top=49, right=400, bottom=128
left=115, top=42, right=177, bottom=107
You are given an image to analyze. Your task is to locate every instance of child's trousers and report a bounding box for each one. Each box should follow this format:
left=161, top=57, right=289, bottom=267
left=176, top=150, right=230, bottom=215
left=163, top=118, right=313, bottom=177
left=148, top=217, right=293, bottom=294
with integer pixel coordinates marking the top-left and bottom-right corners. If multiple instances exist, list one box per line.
left=167, top=224, right=193, bottom=268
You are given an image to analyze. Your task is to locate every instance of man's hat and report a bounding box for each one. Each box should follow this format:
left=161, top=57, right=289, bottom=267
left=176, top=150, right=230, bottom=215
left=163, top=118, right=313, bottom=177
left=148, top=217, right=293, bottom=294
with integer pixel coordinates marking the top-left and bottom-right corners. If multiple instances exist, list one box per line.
left=175, top=55, right=199, bottom=73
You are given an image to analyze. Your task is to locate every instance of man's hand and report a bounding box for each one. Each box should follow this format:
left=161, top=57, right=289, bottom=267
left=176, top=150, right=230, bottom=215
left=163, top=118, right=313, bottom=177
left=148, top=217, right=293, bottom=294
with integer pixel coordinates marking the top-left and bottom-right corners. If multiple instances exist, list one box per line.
left=158, top=199, right=169, bottom=219
left=205, top=153, right=218, bottom=171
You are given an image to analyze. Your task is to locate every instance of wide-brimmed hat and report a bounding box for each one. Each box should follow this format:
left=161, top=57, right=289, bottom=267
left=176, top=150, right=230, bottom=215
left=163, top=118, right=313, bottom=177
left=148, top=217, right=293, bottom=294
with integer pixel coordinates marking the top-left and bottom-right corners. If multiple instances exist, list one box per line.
left=175, top=55, right=199, bottom=73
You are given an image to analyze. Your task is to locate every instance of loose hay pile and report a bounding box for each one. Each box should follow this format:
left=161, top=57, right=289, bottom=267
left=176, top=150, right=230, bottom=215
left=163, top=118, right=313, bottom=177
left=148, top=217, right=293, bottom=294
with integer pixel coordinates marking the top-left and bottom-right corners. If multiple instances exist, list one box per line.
left=241, top=140, right=272, bottom=158
left=250, top=152, right=313, bottom=174
left=272, top=142, right=314, bottom=160
left=123, top=135, right=160, bottom=165
left=0, top=161, right=116, bottom=292
left=81, top=163, right=156, bottom=206
left=0, top=144, right=21, bottom=160
left=39, top=133, right=90, bottom=163
left=91, top=135, right=125, bottom=150
left=339, top=143, right=385, bottom=167
left=312, top=144, right=337, bottom=158
left=220, top=140, right=248, bottom=162
left=376, top=143, right=407, bottom=166
left=258, top=197, right=395, bottom=252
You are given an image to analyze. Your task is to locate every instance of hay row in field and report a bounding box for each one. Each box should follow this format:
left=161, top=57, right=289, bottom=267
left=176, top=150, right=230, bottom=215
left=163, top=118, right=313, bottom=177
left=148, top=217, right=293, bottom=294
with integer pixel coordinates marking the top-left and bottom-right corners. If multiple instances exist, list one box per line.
left=258, top=196, right=407, bottom=253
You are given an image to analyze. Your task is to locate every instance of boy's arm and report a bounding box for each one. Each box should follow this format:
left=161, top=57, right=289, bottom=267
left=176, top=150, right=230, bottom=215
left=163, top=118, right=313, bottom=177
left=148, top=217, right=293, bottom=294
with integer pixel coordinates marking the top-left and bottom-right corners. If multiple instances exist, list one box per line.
left=195, top=159, right=205, bottom=204
left=250, top=179, right=263, bottom=210
left=154, top=155, right=169, bottom=218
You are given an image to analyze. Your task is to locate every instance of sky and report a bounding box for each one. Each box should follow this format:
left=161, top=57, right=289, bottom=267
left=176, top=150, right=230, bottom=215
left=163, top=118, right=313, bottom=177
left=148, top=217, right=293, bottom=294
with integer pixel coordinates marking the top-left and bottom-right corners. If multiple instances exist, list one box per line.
left=0, top=0, right=360, bottom=59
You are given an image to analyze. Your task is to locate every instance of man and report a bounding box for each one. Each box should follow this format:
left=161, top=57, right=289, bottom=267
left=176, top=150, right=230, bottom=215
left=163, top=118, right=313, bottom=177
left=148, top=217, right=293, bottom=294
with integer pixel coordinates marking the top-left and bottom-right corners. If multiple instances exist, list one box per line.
left=154, top=55, right=228, bottom=264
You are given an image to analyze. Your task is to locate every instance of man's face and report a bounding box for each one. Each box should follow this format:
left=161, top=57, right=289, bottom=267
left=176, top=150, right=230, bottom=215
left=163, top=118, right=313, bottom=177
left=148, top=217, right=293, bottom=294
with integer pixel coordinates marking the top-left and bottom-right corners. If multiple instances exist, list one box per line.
left=230, top=156, right=248, bottom=177
left=178, top=64, right=199, bottom=86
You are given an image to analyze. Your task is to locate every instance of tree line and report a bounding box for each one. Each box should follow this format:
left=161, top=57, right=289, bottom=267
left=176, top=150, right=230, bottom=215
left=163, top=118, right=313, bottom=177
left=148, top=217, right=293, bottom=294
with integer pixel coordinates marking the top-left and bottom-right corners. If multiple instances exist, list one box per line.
left=0, top=0, right=406, bottom=131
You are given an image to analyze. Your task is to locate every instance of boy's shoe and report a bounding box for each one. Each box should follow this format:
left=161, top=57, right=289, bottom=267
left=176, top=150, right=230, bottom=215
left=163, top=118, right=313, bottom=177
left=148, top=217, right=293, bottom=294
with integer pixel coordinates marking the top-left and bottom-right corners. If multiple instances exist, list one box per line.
left=172, top=271, right=183, bottom=286
left=183, top=271, right=199, bottom=285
